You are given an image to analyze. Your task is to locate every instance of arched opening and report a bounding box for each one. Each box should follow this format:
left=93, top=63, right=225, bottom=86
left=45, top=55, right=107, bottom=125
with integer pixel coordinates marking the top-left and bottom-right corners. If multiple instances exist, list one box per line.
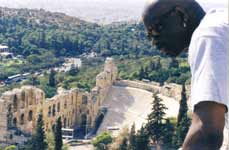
left=57, top=102, right=60, bottom=112
left=13, top=95, right=17, bottom=112
left=28, top=110, right=33, bottom=121
left=20, top=114, right=24, bottom=125
left=68, top=118, right=70, bottom=127
left=28, top=92, right=33, bottom=105
left=64, top=101, right=67, bottom=109
left=7, top=104, right=13, bottom=129
left=48, top=106, right=51, bottom=117
left=52, top=104, right=56, bottom=117
left=21, top=91, right=26, bottom=108
left=64, top=118, right=67, bottom=128
left=80, top=114, right=87, bottom=136
left=93, top=113, right=105, bottom=134
left=82, top=95, right=87, bottom=105
left=13, top=118, right=17, bottom=127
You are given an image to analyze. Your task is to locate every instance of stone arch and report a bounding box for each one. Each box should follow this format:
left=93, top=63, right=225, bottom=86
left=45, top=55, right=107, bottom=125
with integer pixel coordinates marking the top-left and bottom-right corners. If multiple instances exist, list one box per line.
left=21, top=91, right=26, bottom=108
left=68, top=118, right=70, bottom=127
left=82, top=95, right=87, bottom=105
left=48, top=106, right=51, bottom=117
left=52, top=104, right=56, bottom=117
left=63, top=117, right=67, bottom=128
left=7, top=104, right=13, bottom=129
left=13, top=117, right=17, bottom=127
left=94, top=109, right=107, bottom=133
left=20, top=114, right=24, bottom=125
left=64, top=100, right=67, bottom=109
left=71, top=95, right=74, bottom=105
left=57, top=102, right=60, bottom=112
left=27, top=91, right=33, bottom=105
left=80, top=114, right=87, bottom=136
left=13, top=94, right=18, bottom=112
left=28, top=110, right=33, bottom=121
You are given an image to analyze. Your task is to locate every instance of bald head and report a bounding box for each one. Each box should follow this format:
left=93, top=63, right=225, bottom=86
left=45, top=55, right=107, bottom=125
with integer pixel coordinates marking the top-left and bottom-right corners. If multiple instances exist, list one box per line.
left=142, top=0, right=205, bottom=57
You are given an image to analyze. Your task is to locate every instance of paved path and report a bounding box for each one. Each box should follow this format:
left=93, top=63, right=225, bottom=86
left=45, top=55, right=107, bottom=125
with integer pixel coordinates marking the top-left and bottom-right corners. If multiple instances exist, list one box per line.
left=69, top=144, right=93, bottom=150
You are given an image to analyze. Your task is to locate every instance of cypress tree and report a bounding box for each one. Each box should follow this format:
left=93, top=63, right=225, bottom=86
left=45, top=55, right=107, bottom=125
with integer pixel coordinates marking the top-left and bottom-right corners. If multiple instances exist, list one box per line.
left=162, top=119, right=174, bottom=149
left=174, top=115, right=191, bottom=148
left=146, top=93, right=167, bottom=145
left=173, top=84, right=191, bottom=148
left=177, top=84, right=188, bottom=124
left=136, top=126, right=150, bottom=150
left=54, top=117, right=63, bottom=150
left=139, top=66, right=145, bottom=80
left=33, top=113, right=47, bottom=150
left=128, top=123, right=136, bottom=150
left=119, top=137, right=128, bottom=150
left=49, top=69, right=56, bottom=87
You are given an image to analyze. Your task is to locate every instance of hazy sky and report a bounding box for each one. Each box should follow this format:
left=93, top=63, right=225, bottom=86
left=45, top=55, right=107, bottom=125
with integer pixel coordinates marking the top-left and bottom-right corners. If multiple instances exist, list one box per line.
left=0, top=0, right=227, bottom=24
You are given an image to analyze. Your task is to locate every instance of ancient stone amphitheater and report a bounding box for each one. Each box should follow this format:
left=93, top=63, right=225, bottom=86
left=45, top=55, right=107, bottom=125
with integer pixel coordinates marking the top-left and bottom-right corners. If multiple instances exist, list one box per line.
left=0, top=58, right=194, bottom=145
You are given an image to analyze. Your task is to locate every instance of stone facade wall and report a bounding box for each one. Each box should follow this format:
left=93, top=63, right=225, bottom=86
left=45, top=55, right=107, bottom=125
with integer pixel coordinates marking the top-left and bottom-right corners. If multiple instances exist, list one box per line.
left=0, top=57, right=117, bottom=142
left=0, top=86, right=44, bottom=142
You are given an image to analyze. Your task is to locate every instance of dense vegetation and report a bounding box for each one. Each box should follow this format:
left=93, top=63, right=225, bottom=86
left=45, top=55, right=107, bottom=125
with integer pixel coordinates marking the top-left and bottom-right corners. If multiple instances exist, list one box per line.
left=0, top=7, right=190, bottom=96
left=0, top=8, right=154, bottom=58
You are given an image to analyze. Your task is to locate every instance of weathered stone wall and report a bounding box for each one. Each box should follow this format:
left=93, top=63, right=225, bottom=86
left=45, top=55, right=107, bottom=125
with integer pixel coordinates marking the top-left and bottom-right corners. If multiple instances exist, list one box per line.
left=0, top=57, right=118, bottom=142
left=0, top=86, right=44, bottom=143
left=114, top=80, right=190, bottom=102
left=114, top=80, right=160, bottom=93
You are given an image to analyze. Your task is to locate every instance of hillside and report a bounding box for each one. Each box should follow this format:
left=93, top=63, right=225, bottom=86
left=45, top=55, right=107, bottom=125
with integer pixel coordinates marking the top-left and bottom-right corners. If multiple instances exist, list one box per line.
left=0, top=7, right=190, bottom=97
left=0, top=7, right=154, bottom=80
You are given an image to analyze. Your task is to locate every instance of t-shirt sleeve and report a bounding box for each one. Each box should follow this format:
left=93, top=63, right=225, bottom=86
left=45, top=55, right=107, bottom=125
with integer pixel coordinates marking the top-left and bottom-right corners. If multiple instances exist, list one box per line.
left=190, top=35, right=228, bottom=110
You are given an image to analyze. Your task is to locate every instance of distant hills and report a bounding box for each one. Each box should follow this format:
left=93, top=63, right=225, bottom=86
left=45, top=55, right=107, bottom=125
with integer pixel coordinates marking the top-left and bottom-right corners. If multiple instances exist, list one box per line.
left=0, top=0, right=226, bottom=24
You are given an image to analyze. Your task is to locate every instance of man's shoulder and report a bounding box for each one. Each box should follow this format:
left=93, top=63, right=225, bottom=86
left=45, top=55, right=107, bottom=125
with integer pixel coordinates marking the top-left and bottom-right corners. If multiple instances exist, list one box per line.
left=193, top=9, right=228, bottom=38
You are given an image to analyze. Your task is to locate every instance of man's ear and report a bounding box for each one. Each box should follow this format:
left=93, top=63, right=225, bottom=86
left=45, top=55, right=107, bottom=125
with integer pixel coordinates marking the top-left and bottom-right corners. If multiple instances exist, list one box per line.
left=174, top=6, right=189, bottom=24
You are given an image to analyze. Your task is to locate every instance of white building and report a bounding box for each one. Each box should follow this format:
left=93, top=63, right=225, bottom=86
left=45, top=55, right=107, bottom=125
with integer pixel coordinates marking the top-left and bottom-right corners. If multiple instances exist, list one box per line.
left=0, top=44, right=9, bottom=52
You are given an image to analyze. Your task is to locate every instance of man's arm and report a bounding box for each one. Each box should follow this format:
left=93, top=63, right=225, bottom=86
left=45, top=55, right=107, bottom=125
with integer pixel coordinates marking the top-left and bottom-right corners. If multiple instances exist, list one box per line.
left=182, top=101, right=226, bottom=150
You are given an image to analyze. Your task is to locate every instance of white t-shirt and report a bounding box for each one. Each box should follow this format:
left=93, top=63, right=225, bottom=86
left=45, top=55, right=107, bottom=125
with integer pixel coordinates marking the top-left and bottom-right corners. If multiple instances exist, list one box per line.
left=188, top=9, right=228, bottom=111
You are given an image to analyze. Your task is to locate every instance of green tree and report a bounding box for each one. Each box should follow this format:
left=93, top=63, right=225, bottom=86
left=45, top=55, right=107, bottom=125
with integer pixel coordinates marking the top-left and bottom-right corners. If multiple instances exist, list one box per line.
left=177, top=84, right=188, bottom=124
left=173, top=84, right=191, bottom=148
left=33, top=113, right=47, bottom=150
left=146, top=93, right=167, bottom=146
left=92, top=132, right=112, bottom=150
left=169, top=58, right=179, bottom=68
left=138, top=66, right=145, bottom=80
left=119, top=137, right=128, bottom=150
left=128, top=123, right=136, bottom=150
left=136, top=126, right=149, bottom=150
left=154, top=57, right=162, bottom=70
left=49, top=69, right=56, bottom=87
left=173, top=114, right=191, bottom=148
left=68, top=64, right=79, bottom=76
left=4, top=145, right=16, bottom=150
left=162, top=119, right=174, bottom=149
left=54, top=117, right=63, bottom=150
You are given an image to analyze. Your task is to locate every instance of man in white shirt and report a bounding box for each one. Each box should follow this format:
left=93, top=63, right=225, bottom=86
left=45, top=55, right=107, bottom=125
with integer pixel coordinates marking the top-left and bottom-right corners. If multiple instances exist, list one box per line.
left=143, top=0, right=228, bottom=149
